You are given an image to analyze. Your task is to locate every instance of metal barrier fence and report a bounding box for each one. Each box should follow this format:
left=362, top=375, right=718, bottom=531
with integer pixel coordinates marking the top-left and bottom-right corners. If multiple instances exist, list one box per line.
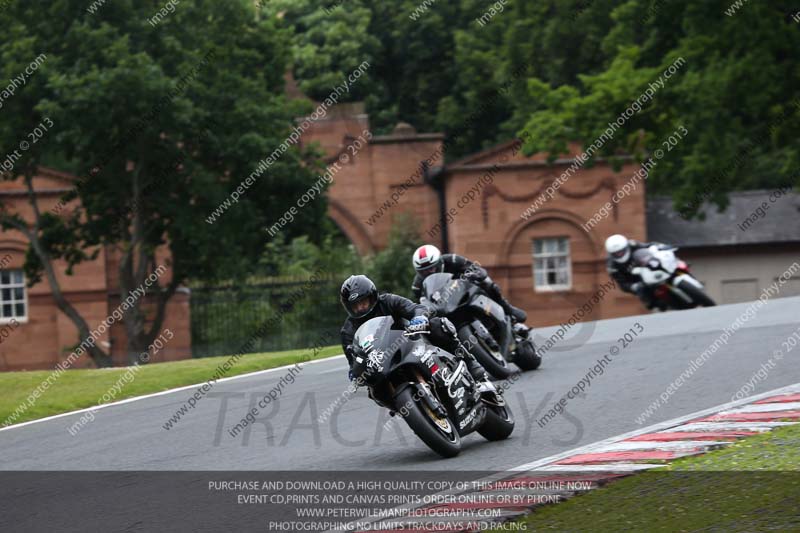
left=189, top=277, right=343, bottom=358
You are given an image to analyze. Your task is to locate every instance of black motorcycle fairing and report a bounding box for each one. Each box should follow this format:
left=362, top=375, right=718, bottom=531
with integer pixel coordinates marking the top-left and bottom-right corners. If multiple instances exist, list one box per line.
left=350, top=316, right=485, bottom=436
left=421, top=271, right=526, bottom=379
left=422, top=273, right=470, bottom=315
left=467, top=294, right=506, bottom=324
left=351, top=316, right=407, bottom=385
left=423, top=273, right=511, bottom=352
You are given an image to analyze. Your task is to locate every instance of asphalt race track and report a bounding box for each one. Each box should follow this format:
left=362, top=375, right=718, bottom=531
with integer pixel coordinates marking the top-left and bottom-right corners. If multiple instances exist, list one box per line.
left=2, top=296, right=799, bottom=472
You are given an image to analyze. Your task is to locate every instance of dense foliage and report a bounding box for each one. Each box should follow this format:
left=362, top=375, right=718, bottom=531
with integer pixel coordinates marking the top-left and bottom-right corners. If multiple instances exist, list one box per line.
left=0, top=0, right=327, bottom=363
left=269, top=0, right=800, bottom=215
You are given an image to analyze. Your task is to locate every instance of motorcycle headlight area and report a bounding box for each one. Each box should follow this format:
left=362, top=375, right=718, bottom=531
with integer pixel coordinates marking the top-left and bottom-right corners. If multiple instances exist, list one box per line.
left=366, top=349, right=386, bottom=371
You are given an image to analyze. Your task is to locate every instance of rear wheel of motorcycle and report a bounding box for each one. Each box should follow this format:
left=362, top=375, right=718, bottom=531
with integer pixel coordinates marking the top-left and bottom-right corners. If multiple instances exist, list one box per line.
left=395, top=387, right=461, bottom=458
left=470, top=330, right=513, bottom=379
left=477, top=402, right=515, bottom=441
left=677, top=280, right=716, bottom=307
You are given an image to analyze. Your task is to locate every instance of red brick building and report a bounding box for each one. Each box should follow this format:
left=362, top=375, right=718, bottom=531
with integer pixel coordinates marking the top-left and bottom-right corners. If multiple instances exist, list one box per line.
left=0, top=168, right=191, bottom=371
left=7, top=101, right=794, bottom=371
left=301, top=103, right=647, bottom=327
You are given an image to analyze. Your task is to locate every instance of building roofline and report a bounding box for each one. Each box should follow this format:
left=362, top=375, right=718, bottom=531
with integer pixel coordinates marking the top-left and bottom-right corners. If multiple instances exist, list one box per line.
left=676, top=240, right=800, bottom=250
left=37, top=166, right=80, bottom=182
left=370, top=132, right=445, bottom=144
left=447, top=139, right=521, bottom=167
left=446, top=138, right=635, bottom=172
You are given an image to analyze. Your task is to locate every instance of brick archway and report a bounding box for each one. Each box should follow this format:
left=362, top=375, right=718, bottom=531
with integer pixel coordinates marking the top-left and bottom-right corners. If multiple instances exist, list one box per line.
left=328, top=199, right=376, bottom=256
left=0, top=239, right=30, bottom=269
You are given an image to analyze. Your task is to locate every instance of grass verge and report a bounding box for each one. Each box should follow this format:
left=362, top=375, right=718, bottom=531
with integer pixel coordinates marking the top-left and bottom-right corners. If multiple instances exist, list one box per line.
left=491, top=423, right=800, bottom=532
left=0, top=345, right=341, bottom=426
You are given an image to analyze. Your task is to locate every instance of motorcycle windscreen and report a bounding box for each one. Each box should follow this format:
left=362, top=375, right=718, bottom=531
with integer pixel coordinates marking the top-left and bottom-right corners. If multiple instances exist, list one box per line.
left=351, top=316, right=406, bottom=382
left=422, top=272, right=466, bottom=315
left=632, top=248, right=654, bottom=266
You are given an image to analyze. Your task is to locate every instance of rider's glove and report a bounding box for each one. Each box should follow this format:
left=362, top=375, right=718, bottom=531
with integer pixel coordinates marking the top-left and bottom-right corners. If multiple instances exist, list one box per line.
left=464, top=268, right=486, bottom=283
left=406, top=315, right=430, bottom=334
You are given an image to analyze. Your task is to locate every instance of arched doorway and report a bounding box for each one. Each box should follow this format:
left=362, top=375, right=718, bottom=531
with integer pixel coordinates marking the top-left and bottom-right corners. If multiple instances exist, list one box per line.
left=328, top=199, right=376, bottom=256
left=494, top=209, right=606, bottom=325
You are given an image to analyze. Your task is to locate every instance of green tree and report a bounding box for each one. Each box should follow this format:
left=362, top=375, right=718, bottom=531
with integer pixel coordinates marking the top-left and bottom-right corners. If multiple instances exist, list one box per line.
left=0, top=0, right=325, bottom=366
left=268, top=0, right=621, bottom=159
left=517, top=0, right=800, bottom=216
left=365, top=213, right=421, bottom=298
left=262, top=0, right=380, bottom=102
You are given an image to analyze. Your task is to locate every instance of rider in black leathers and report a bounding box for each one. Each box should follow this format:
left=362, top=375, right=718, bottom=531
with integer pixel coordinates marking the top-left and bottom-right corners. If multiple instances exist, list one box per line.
left=410, top=245, right=527, bottom=323
left=339, top=275, right=487, bottom=381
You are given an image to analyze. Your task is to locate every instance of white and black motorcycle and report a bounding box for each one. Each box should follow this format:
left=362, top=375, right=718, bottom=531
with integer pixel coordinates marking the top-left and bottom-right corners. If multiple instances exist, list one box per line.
left=631, top=245, right=715, bottom=310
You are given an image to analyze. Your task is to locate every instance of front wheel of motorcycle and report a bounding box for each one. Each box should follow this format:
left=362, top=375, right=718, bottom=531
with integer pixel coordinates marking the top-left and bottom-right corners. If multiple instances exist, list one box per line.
left=469, top=330, right=514, bottom=379
left=677, top=280, right=716, bottom=307
left=513, top=338, right=541, bottom=371
left=395, top=386, right=461, bottom=458
left=477, top=401, right=515, bottom=441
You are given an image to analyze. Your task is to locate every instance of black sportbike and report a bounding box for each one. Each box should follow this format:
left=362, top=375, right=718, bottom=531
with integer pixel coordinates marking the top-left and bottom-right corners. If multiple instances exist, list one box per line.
left=349, top=315, right=514, bottom=458
left=420, top=272, right=540, bottom=379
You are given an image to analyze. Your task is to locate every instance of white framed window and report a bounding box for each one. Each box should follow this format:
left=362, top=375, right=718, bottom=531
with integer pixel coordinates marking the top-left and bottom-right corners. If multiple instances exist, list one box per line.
left=533, top=237, right=572, bottom=291
left=0, top=269, right=27, bottom=322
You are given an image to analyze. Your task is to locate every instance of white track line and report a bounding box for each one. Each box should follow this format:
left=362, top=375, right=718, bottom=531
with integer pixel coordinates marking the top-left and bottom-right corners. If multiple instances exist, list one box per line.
left=591, top=440, right=730, bottom=452
left=329, top=382, right=800, bottom=533
left=0, top=354, right=345, bottom=433
left=511, top=382, right=800, bottom=471
left=666, top=421, right=795, bottom=432
left=535, top=463, right=668, bottom=473
left=722, top=401, right=800, bottom=413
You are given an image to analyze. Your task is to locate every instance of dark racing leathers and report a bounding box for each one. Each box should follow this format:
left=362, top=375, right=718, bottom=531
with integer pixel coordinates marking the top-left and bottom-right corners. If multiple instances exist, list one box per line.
left=411, top=253, right=527, bottom=323
left=340, top=293, right=486, bottom=380
left=606, top=240, right=662, bottom=308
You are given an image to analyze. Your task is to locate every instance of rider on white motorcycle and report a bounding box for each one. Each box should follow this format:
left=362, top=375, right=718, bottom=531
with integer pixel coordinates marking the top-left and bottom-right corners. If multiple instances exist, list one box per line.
left=605, top=234, right=664, bottom=309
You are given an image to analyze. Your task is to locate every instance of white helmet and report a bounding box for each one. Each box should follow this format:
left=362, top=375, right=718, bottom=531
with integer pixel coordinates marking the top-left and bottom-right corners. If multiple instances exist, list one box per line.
left=605, top=234, right=631, bottom=263
left=412, top=244, right=442, bottom=277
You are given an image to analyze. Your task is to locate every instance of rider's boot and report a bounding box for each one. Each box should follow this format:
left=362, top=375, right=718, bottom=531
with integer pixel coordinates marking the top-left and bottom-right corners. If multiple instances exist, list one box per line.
left=453, top=339, right=499, bottom=394
left=500, top=299, right=527, bottom=323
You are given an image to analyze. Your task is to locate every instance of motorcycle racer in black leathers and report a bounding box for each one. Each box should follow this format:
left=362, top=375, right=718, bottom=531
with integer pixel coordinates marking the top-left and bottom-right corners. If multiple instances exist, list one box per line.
left=410, top=245, right=527, bottom=323
left=339, top=275, right=487, bottom=382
